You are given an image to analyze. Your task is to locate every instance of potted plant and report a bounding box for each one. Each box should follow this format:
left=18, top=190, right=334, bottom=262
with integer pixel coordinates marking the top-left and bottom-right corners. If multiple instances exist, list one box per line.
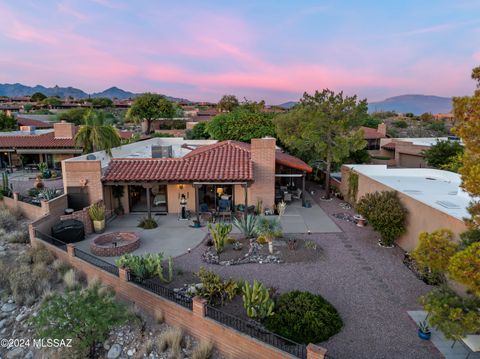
left=88, top=203, right=106, bottom=233
left=418, top=320, right=431, bottom=340
left=353, top=214, right=366, bottom=227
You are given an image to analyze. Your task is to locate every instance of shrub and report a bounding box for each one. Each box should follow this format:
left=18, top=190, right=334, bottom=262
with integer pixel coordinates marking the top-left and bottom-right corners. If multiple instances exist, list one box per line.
left=460, top=228, right=480, bottom=248
left=265, top=291, right=343, bottom=344
left=0, top=208, right=17, bottom=231
left=154, top=308, right=164, bottom=324
left=196, top=267, right=239, bottom=306
left=192, top=340, right=214, bottom=359
left=420, top=287, right=480, bottom=340
left=233, top=214, right=257, bottom=239
left=9, top=263, right=52, bottom=305
left=157, top=327, right=183, bottom=357
left=52, top=258, right=72, bottom=275
left=5, top=227, right=29, bottom=243
left=22, top=244, right=55, bottom=265
left=356, top=191, right=408, bottom=246
left=63, top=269, right=80, bottom=291
left=393, top=120, right=408, bottom=128
left=0, top=259, right=10, bottom=292
left=411, top=229, right=458, bottom=273
left=32, top=284, right=130, bottom=358
left=242, top=280, right=275, bottom=320
left=448, top=242, right=480, bottom=296
left=255, top=217, right=282, bottom=243
left=138, top=216, right=158, bottom=229
left=88, top=203, right=105, bottom=221
left=208, top=222, right=232, bottom=254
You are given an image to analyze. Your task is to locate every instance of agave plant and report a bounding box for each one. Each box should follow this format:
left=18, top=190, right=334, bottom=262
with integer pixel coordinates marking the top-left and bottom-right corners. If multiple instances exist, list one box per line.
left=37, top=188, right=60, bottom=201
left=233, top=214, right=258, bottom=239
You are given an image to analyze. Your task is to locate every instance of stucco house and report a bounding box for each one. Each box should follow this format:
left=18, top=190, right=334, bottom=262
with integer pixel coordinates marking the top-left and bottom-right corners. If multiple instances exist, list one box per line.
left=61, top=137, right=312, bottom=220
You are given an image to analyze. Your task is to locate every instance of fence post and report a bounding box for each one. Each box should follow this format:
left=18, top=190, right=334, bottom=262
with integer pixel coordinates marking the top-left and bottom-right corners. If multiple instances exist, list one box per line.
left=41, top=199, right=49, bottom=215
left=192, top=296, right=207, bottom=317
left=118, top=267, right=130, bottom=282
left=307, top=344, right=327, bottom=359
left=66, top=243, right=76, bottom=257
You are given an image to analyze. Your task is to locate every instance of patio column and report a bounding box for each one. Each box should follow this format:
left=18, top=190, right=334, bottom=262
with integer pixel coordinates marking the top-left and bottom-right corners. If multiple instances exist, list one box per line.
left=7, top=152, right=12, bottom=173
left=243, top=183, right=248, bottom=219
left=194, top=184, right=200, bottom=224
left=145, top=186, right=151, bottom=219
left=302, top=171, right=306, bottom=207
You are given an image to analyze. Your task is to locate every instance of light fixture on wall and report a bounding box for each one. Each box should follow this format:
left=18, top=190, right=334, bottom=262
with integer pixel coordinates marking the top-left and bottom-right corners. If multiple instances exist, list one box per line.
left=216, top=187, right=224, bottom=196
left=178, top=184, right=184, bottom=190
left=79, top=178, right=88, bottom=187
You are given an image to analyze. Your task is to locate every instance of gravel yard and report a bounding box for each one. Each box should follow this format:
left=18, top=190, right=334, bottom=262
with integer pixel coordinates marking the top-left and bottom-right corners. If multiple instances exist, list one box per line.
left=173, top=182, right=442, bottom=359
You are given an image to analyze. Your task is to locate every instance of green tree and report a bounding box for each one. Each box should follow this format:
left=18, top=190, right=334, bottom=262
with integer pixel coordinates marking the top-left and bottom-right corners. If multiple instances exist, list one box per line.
left=452, top=66, right=480, bottom=228
left=75, top=110, right=121, bottom=155
left=30, top=92, right=47, bottom=102
left=422, top=140, right=464, bottom=170
left=23, top=103, right=33, bottom=113
left=361, top=116, right=382, bottom=129
left=411, top=229, right=458, bottom=273
left=275, top=90, right=367, bottom=198
left=206, top=107, right=275, bottom=142
left=0, top=112, right=18, bottom=131
left=187, top=122, right=209, bottom=139
left=32, top=284, right=130, bottom=358
left=42, top=96, right=62, bottom=108
left=87, top=97, right=114, bottom=108
left=127, top=93, right=175, bottom=134
left=217, top=94, right=239, bottom=112
left=420, top=112, right=435, bottom=122
left=56, top=108, right=89, bottom=125
left=448, top=242, right=480, bottom=296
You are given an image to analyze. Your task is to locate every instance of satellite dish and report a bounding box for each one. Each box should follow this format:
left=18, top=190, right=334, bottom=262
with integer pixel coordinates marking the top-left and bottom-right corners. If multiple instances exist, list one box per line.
left=86, top=154, right=97, bottom=160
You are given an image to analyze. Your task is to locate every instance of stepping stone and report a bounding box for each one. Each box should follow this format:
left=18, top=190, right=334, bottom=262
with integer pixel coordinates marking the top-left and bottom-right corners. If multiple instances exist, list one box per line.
left=1, top=303, right=16, bottom=312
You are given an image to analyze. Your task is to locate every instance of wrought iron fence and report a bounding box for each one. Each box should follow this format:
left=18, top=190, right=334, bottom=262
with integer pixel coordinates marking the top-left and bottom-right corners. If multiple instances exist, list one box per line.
left=205, top=305, right=307, bottom=359
left=34, top=229, right=67, bottom=251
left=129, top=273, right=193, bottom=310
left=74, top=247, right=119, bottom=277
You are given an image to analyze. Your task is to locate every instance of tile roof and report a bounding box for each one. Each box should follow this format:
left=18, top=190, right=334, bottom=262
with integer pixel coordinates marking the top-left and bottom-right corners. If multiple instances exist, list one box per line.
left=103, top=141, right=252, bottom=182
left=103, top=140, right=312, bottom=183
left=361, top=126, right=386, bottom=139
left=381, top=142, right=396, bottom=150
left=16, top=117, right=53, bottom=129
left=0, top=131, right=76, bottom=149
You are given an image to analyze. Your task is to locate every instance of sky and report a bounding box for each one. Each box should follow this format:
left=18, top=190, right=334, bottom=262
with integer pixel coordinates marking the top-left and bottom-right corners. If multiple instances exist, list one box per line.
left=0, top=0, right=479, bottom=103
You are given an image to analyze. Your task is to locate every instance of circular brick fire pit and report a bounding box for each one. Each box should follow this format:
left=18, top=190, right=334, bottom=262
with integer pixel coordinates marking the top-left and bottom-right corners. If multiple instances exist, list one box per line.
left=90, top=232, right=140, bottom=257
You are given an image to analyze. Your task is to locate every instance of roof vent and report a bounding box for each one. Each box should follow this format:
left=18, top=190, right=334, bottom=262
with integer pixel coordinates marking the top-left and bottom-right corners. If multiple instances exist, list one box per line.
left=426, top=177, right=436, bottom=181
left=436, top=200, right=461, bottom=209
left=152, top=145, right=173, bottom=158
left=403, top=190, right=422, bottom=195
left=86, top=154, right=96, bottom=160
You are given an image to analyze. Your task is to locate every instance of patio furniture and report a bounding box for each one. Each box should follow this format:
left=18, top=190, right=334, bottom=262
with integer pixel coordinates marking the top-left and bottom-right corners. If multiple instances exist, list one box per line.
left=216, top=211, right=232, bottom=222
left=452, top=335, right=480, bottom=359
left=51, top=219, right=84, bottom=243
left=283, top=192, right=292, bottom=202
left=292, top=188, right=302, bottom=200
left=153, top=193, right=166, bottom=206
left=218, top=199, right=231, bottom=212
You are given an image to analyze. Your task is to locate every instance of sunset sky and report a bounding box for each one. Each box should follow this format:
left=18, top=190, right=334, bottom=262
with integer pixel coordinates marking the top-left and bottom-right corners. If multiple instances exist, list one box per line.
left=0, top=0, right=479, bottom=103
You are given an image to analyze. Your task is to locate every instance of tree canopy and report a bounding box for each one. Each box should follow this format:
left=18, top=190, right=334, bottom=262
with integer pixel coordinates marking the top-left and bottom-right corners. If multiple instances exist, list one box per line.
left=87, top=97, right=114, bottom=108
left=127, top=93, right=175, bottom=134
left=187, top=122, right=209, bottom=139
left=30, top=92, right=47, bottom=102
left=42, top=96, right=62, bottom=107
left=422, top=140, right=464, bottom=171
left=217, top=94, right=239, bottom=112
left=56, top=108, right=89, bottom=125
left=275, top=89, right=367, bottom=198
left=206, top=106, right=275, bottom=142
left=75, top=110, right=121, bottom=155
left=452, top=66, right=480, bottom=227
left=0, top=112, right=18, bottom=132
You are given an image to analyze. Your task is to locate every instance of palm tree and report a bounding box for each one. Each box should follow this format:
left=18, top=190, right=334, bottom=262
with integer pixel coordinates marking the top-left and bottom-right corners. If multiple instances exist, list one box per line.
left=75, top=110, right=121, bottom=156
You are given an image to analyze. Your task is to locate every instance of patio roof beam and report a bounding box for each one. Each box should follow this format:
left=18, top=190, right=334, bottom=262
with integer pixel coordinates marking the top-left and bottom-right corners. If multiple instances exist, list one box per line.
left=192, top=181, right=250, bottom=185
left=275, top=174, right=304, bottom=178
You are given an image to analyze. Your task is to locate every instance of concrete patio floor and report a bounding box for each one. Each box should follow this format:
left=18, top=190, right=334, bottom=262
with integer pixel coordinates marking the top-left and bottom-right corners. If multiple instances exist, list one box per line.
left=75, top=214, right=207, bottom=264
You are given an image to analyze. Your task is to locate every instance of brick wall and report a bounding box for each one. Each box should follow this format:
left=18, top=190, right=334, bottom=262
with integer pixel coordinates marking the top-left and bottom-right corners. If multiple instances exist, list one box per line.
left=29, top=235, right=328, bottom=359
left=250, top=138, right=276, bottom=210
left=54, top=121, right=76, bottom=139
left=2, top=193, right=68, bottom=221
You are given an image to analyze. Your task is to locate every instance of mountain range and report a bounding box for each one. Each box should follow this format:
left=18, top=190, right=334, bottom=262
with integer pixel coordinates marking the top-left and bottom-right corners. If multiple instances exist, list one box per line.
left=279, top=94, right=453, bottom=115
left=0, top=83, right=188, bottom=102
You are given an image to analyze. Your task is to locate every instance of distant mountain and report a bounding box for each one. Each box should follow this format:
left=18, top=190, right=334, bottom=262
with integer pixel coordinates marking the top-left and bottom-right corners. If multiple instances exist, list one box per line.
left=0, top=83, right=189, bottom=102
left=368, top=95, right=452, bottom=115
left=277, top=101, right=297, bottom=109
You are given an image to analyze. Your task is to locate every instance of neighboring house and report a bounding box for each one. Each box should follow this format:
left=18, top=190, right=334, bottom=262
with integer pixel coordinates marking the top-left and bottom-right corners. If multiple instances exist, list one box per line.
left=0, top=121, right=82, bottom=170
left=61, top=137, right=312, bottom=216
left=340, top=164, right=468, bottom=251
left=16, top=117, right=53, bottom=129
left=361, top=123, right=388, bottom=151
left=379, top=137, right=460, bottom=168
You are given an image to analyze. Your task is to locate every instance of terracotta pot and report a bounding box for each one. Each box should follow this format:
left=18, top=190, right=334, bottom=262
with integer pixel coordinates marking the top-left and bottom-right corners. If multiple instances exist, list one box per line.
left=353, top=214, right=366, bottom=227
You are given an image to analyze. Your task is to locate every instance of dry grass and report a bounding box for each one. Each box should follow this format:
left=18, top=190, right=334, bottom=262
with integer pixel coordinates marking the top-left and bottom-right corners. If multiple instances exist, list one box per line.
left=154, top=308, right=164, bottom=324
left=157, top=327, right=183, bottom=356
left=191, top=340, right=214, bottom=359
left=5, top=228, right=29, bottom=243
left=52, top=258, right=71, bottom=275
left=63, top=269, right=79, bottom=290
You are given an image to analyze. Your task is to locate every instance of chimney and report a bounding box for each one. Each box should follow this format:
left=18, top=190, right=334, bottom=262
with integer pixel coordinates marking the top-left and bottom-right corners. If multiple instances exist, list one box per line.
left=251, top=137, right=276, bottom=210
left=377, top=123, right=387, bottom=137
left=54, top=121, right=76, bottom=139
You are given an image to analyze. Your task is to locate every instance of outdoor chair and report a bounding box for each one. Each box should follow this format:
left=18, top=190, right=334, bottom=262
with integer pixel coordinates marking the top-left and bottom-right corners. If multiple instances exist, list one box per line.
left=292, top=188, right=302, bottom=200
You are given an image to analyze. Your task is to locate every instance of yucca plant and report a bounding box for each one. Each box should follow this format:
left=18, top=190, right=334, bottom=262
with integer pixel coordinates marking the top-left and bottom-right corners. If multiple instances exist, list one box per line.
left=255, top=217, right=282, bottom=254
left=208, top=223, right=232, bottom=254
left=88, top=203, right=105, bottom=221
left=233, top=214, right=258, bottom=239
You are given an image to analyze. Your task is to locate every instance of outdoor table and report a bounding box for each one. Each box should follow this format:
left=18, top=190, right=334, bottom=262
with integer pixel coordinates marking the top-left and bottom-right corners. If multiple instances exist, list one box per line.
left=461, top=335, right=480, bottom=359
